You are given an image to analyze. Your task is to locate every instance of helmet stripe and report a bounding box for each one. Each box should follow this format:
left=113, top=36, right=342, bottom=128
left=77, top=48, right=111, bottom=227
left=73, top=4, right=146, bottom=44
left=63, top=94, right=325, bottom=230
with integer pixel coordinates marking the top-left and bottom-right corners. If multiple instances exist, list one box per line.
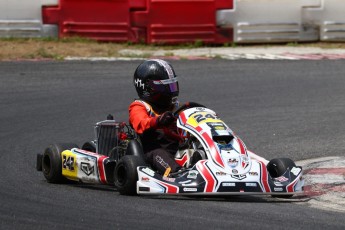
left=151, top=59, right=175, bottom=79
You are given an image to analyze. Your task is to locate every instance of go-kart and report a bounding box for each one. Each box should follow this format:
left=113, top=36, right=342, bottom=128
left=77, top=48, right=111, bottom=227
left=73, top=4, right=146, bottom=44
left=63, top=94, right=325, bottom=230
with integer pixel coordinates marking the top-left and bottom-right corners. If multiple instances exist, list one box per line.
left=36, top=102, right=304, bottom=197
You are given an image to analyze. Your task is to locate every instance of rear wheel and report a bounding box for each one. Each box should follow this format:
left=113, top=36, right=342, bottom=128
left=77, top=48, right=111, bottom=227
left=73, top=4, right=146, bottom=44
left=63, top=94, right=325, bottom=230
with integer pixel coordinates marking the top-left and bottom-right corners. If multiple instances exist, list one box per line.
left=42, top=143, right=78, bottom=183
left=267, top=158, right=296, bottom=198
left=114, top=155, right=146, bottom=195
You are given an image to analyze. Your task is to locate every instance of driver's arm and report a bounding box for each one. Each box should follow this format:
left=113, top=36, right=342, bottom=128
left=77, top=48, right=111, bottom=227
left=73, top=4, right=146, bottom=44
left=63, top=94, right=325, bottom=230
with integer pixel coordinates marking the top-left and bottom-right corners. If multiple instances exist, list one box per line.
left=129, top=102, right=158, bottom=134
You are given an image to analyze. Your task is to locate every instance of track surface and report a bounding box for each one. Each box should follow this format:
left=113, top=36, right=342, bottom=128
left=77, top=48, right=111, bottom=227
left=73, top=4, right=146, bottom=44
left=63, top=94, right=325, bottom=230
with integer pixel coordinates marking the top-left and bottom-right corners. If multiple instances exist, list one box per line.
left=1, top=60, right=345, bottom=229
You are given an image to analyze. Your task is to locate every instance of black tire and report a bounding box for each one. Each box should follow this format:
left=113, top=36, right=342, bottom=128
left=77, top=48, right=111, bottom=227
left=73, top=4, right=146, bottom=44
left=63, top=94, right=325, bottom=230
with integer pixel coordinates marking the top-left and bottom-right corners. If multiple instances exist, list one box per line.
left=267, top=158, right=296, bottom=178
left=42, top=143, right=79, bottom=183
left=267, top=158, right=296, bottom=198
left=114, top=155, right=146, bottom=195
left=82, top=141, right=96, bottom=153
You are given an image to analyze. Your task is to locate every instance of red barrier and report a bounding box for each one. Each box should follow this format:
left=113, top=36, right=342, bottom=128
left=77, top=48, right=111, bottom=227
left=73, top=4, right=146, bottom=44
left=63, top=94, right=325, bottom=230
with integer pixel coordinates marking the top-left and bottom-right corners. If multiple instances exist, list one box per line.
left=42, top=0, right=138, bottom=42
left=131, top=0, right=233, bottom=44
left=42, top=0, right=233, bottom=44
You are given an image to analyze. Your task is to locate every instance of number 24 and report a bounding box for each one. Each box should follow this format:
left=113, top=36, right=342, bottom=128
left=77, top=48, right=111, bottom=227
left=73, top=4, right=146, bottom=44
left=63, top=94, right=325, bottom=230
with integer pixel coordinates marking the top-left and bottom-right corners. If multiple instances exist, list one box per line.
left=194, top=114, right=215, bottom=123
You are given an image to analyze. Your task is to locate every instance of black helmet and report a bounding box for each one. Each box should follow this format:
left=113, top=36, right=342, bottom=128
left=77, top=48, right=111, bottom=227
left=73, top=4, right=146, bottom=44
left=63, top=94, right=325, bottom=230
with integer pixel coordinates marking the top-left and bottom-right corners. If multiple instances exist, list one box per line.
left=133, top=59, right=179, bottom=110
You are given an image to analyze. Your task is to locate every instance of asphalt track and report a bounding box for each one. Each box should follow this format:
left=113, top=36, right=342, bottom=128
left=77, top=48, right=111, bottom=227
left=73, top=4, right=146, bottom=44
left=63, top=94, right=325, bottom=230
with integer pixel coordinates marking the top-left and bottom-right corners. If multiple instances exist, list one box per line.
left=0, top=59, right=345, bottom=229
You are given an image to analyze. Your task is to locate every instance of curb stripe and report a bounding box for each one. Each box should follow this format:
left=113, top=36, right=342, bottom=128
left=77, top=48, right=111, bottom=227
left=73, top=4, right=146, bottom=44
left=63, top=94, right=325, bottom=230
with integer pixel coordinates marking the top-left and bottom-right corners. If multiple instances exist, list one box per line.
left=304, top=168, right=345, bottom=175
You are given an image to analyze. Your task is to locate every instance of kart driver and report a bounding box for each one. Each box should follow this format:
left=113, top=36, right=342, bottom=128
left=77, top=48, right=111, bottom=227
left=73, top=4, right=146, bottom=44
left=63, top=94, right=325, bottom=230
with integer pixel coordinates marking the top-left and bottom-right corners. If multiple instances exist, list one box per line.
left=129, top=59, right=182, bottom=176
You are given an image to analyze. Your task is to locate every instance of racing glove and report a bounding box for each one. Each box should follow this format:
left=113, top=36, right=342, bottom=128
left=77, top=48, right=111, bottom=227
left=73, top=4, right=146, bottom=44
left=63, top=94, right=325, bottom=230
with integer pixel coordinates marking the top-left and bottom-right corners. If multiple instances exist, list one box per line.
left=156, top=111, right=175, bottom=127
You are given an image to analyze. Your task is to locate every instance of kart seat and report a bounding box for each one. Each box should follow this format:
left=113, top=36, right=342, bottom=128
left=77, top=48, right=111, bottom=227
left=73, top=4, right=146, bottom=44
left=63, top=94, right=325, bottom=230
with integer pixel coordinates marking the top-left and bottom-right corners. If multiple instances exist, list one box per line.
left=126, top=139, right=145, bottom=163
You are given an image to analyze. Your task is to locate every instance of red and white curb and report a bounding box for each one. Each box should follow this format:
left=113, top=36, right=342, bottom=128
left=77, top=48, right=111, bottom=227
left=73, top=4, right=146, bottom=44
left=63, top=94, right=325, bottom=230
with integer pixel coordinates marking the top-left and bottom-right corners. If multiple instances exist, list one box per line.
left=220, top=53, right=345, bottom=60
left=64, top=56, right=211, bottom=61
left=65, top=53, right=345, bottom=61
left=296, top=156, right=345, bottom=213
left=64, top=47, right=345, bottom=61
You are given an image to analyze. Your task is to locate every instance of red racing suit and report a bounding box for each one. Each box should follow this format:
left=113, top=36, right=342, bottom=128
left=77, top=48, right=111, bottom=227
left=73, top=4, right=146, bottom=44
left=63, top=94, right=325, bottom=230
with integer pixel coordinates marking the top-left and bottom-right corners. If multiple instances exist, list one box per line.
left=129, top=99, right=181, bottom=174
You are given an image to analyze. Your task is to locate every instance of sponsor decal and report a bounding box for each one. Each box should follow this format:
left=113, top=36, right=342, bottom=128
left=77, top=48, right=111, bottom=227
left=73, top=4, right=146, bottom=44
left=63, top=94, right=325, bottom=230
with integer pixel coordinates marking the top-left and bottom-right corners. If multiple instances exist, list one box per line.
left=228, top=158, right=239, bottom=168
left=162, top=176, right=175, bottom=182
left=216, top=171, right=227, bottom=176
left=222, top=182, right=236, bottom=187
left=142, top=167, right=155, bottom=177
left=155, top=156, right=170, bottom=169
left=275, top=176, right=289, bottom=182
left=187, top=170, right=199, bottom=179
left=141, top=177, right=150, bottom=182
left=291, top=167, right=302, bottom=176
left=183, top=188, right=197, bottom=192
left=80, top=162, right=94, bottom=176
left=274, top=187, right=283, bottom=192
left=249, top=172, right=258, bottom=176
left=245, top=183, right=257, bottom=187
left=63, top=155, right=75, bottom=171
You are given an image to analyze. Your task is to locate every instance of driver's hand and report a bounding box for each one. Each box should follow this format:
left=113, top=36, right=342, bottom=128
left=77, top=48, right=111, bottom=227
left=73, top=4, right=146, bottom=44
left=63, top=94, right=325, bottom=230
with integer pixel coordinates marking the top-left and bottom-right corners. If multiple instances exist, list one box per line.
left=157, top=111, right=175, bottom=126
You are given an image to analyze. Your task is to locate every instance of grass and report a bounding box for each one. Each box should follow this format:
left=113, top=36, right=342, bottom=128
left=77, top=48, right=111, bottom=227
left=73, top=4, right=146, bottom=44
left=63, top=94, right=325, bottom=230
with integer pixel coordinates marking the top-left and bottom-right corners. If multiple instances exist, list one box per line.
left=0, top=37, right=344, bottom=60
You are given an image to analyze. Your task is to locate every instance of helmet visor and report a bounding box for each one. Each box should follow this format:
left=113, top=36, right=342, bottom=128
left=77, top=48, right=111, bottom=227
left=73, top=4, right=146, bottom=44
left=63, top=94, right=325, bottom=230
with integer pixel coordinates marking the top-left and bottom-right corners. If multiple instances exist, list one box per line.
left=149, top=78, right=179, bottom=93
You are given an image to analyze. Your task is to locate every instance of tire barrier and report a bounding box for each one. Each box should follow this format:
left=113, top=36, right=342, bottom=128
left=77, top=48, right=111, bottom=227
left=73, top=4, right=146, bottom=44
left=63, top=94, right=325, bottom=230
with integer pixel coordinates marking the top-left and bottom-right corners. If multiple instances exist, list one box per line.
left=0, top=0, right=344, bottom=43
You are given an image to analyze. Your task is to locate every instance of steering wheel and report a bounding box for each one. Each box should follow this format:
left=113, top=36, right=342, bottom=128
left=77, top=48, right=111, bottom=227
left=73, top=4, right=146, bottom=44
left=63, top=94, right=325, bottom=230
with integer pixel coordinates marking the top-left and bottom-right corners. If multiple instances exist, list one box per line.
left=173, top=102, right=206, bottom=116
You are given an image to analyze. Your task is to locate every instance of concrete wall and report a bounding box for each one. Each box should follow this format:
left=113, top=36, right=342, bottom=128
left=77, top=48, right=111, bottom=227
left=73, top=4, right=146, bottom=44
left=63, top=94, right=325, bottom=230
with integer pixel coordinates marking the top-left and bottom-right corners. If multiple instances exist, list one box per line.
left=217, top=0, right=345, bottom=43
left=0, top=0, right=58, bottom=38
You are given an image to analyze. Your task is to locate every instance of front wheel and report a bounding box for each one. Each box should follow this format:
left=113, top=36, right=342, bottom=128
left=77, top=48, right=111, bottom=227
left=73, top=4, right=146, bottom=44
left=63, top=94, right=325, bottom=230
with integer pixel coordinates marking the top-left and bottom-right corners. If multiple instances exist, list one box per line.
left=114, top=155, right=146, bottom=195
left=42, top=143, right=79, bottom=183
left=267, top=158, right=296, bottom=178
left=267, top=158, right=296, bottom=198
